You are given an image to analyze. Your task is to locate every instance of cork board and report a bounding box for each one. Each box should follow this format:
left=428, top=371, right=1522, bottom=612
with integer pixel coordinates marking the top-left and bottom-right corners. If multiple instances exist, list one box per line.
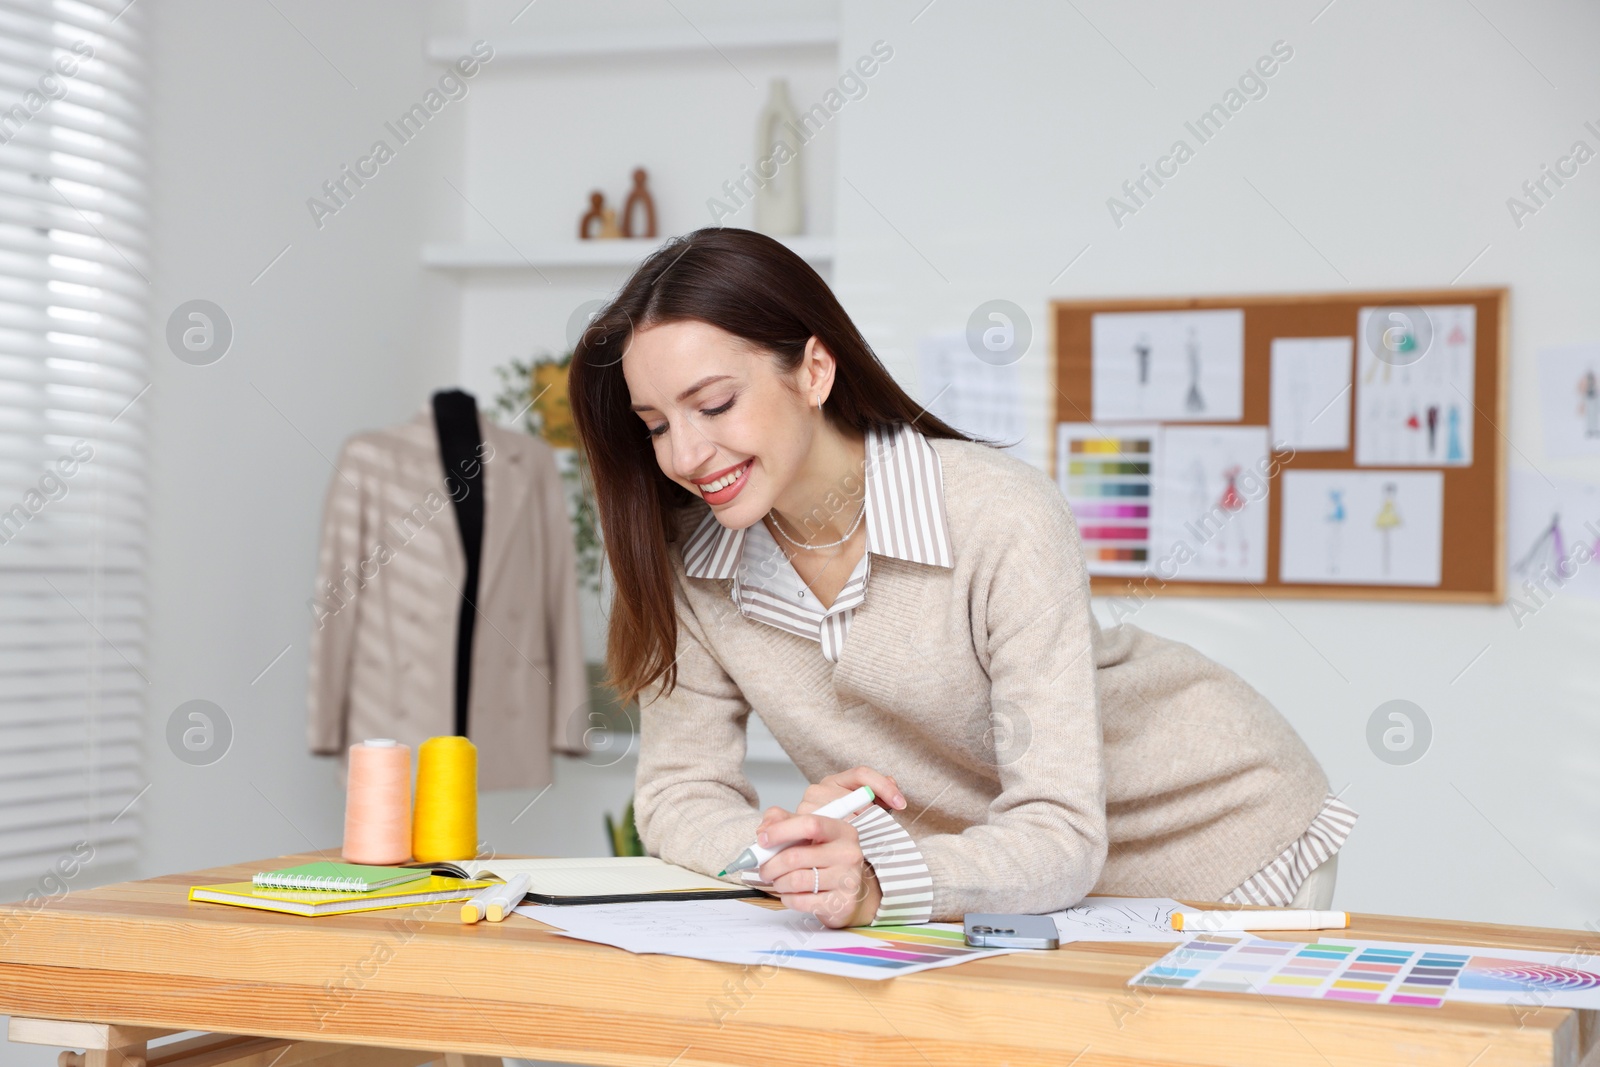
left=1050, top=288, right=1508, bottom=603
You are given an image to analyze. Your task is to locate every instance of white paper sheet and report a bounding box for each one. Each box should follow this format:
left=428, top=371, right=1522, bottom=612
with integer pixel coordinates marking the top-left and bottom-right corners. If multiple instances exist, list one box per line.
left=1537, top=343, right=1600, bottom=459
left=1270, top=337, right=1352, bottom=451
left=1507, top=467, right=1600, bottom=602
left=1153, top=426, right=1271, bottom=583
left=1354, top=305, right=1474, bottom=466
left=917, top=332, right=1033, bottom=466
left=1092, top=309, right=1244, bottom=422
left=1279, top=470, right=1444, bottom=585
left=514, top=898, right=1017, bottom=981
left=1046, top=896, right=1187, bottom=943
left=1056, top=422, right=1160, bottom=577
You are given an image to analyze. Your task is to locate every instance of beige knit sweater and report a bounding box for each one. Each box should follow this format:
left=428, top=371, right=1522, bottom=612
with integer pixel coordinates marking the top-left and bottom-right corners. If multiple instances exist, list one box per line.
left=633, top=436, right=1330, bottom=921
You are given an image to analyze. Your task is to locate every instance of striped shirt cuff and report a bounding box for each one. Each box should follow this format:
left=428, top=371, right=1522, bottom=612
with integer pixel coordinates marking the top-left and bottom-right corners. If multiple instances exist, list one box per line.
left=848, top=804, right=933, bottom=926
left=1220, top=791, right=1359, bottom=907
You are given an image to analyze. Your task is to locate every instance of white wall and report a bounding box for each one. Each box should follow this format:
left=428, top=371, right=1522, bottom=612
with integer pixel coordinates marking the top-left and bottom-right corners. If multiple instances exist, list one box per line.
left=832, top=0, right=1600, bottom=930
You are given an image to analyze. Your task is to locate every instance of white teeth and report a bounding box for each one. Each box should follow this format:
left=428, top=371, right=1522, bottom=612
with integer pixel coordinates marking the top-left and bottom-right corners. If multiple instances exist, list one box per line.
left=702, top=463, right=747, bottom=494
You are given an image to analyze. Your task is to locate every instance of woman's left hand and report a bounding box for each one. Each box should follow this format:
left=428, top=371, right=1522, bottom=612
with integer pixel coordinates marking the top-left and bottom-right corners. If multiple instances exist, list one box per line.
left=753, top=806, right=881, bottom=928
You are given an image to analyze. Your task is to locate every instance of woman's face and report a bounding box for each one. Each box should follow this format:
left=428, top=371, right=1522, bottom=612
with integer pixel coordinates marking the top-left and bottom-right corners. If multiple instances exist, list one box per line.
left=623, top=319, right=825, bottom=530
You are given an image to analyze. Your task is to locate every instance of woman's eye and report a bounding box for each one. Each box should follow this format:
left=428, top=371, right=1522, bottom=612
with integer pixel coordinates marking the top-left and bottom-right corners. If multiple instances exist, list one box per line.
left=701, top=396, right=736, bottom=417
left=647, top=422, right=668, bottom=439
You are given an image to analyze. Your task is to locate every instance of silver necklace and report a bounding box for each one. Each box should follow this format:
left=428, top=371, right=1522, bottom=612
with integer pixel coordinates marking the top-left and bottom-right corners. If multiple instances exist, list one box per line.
left=768, top=501, right=866, bottom=551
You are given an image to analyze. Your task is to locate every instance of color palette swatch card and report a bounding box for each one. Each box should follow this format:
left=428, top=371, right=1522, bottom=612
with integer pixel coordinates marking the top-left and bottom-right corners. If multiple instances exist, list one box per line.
left=1130, top=936, right=1600, bottom=1010
left=1056, top=423, right=1160, bottom=577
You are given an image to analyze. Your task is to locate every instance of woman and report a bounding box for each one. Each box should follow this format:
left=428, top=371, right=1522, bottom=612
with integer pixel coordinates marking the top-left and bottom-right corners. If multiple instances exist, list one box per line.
left=569, top=228, right=1354, bottom=929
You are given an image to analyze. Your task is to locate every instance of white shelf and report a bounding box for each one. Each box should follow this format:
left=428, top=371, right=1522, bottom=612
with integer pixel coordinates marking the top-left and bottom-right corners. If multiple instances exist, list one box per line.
left=427, top=22, right=838, bottom=65
left=422, top=235, right=833, bottom=272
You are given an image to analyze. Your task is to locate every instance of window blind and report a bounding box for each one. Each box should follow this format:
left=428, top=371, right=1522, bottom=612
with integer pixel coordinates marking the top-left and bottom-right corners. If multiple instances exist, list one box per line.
left=0, top=0, right=146, bottom=887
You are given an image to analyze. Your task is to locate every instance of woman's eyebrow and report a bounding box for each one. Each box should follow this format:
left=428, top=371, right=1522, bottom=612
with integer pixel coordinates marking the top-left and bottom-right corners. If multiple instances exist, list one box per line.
left=630, top=374, right=733, bottom=411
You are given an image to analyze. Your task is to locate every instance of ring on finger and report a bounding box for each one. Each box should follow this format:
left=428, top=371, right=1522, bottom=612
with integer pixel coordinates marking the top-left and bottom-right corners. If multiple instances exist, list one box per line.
left=812, top=866, right=819, bottom=894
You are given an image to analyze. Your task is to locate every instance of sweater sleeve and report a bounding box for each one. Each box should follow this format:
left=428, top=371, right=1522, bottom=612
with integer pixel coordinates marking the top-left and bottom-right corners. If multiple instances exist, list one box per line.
left=632, top=582, right=764, bottom=881
left=911, top=475, right=1109, bottom=921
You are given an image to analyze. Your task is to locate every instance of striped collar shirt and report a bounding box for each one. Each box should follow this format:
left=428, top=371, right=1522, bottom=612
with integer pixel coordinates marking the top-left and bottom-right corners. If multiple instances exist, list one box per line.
left=680, top=422, right=953, bottom=663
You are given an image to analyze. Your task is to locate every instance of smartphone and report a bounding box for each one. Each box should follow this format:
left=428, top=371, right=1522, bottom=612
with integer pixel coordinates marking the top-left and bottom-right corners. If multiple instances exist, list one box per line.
left=963, top=913, right=1060, bottom=950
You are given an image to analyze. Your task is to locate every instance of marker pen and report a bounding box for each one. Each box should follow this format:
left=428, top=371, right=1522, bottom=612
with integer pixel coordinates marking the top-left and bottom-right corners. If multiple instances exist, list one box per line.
left=1172, top=909, right=1349, bottom=932
left=717, top=785, right=876, bottom=876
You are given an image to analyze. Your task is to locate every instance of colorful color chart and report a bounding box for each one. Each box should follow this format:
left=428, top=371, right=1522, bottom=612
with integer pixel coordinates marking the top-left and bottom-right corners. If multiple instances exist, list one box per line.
left=769, top=924, right=988, bottom=971
left=1130, top=936, right=1600, bottom=1010
left=1056, top=423, right=1160, bottom=576
left=1130, top=937, right=1457, bottom=1007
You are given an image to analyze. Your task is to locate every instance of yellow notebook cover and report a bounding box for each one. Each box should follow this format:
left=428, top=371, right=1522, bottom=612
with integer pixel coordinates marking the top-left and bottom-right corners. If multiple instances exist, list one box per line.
left=188, top=875, right=493, bottom=917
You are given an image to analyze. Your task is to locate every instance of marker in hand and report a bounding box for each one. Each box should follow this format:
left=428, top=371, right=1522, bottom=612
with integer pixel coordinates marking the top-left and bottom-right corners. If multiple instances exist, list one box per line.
left=717, top=785, right=876, bottom=876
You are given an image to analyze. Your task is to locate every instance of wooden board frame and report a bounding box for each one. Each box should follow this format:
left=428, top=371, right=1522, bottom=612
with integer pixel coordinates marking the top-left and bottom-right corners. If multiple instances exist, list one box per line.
left=1050, top=287, right=1509, bottom=603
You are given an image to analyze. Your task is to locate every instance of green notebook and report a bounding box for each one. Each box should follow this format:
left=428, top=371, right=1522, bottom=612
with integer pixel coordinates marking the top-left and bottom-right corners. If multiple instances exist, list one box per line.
left=251, top=861, right=428, bottom=893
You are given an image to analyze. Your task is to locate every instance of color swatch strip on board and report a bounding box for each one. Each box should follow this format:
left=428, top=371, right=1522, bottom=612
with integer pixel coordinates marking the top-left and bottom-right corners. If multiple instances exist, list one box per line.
left=1056, top=422, right=1159, bottom=577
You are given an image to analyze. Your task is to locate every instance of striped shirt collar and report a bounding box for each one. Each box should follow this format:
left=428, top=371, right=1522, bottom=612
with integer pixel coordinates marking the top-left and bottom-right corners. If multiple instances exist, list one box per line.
left=680, top=422, right=953, bottom=580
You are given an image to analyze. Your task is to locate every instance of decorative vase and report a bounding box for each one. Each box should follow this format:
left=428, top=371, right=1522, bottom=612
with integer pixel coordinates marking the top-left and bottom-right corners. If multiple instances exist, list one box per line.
left=753, top=77, right=804, bottom=236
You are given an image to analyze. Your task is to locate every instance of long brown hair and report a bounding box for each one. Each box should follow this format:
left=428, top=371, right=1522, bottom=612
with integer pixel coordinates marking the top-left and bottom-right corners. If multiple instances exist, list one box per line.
left=568, top=227, right=973, bottom=705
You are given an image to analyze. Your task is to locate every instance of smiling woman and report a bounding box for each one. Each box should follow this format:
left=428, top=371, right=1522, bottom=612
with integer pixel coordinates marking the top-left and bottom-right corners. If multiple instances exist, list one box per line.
left=567, top=227, right=1354, bottom=930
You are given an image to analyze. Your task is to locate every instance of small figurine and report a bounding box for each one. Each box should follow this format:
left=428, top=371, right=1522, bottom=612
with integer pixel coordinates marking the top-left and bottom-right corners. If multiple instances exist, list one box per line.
left=579, top=192, right=623, bottom=239
left=621, top=167, right=657, bottom=238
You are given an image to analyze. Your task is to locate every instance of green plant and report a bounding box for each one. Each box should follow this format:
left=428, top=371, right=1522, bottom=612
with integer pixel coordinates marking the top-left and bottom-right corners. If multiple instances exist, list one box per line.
left=604, top=795, right=646, bottom=857
left=492, top=351, right=602, bottom=593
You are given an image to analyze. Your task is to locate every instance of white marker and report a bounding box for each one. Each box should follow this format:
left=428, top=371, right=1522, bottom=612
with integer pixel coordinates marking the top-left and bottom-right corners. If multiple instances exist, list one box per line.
left=461, top=873, right=531, bottom=924
left=1172, top=909, right=1350, bottom=932
left=718, top=785, right=877, bottom=876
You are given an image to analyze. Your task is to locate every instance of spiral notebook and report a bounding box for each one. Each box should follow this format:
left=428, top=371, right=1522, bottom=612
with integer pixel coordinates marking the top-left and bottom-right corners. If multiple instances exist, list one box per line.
left=251, top=861, right=427, bottom=893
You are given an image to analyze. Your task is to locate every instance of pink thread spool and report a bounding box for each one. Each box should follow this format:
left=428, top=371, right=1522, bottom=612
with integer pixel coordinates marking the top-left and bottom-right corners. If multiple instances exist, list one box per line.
left=343, top=738, right=413, bottom=864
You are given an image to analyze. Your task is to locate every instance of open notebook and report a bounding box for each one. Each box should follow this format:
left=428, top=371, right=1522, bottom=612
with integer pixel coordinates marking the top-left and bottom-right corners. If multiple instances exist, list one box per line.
left=408, top=856, right=762, bottom=905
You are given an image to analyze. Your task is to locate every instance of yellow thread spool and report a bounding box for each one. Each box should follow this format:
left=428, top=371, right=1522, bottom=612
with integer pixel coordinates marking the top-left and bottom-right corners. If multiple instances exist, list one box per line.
left=412, top=735, right=478, bottom=862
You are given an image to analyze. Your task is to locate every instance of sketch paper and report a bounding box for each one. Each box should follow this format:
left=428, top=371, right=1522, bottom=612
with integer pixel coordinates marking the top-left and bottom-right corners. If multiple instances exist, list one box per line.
left=1354, top=305, right=1475, bottom=466
left=1092, top=309, right=1244, bottom=422
left=1279, top=470, right=1443, bottom=586
left=1153, top=426, right=1270, bottom=583
left=1130, top=935, right=1600, bottom=1011
left=1057, top=422, right=1159, bottom=577
left=1537, top=343, right=1600, bottom=459
left=918, top=332, right=1033, bottom=466
left=516, top=898, right=1016, bottom=981
left=1270, top=337, right=1352, bottom=451
left=1507, top=467, right=1600, bottom=603
left=1047, top=897, right=1187, bottom=943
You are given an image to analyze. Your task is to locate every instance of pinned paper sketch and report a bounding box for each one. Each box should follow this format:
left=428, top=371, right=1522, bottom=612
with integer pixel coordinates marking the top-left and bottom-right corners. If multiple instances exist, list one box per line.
left=1092, top=309, right=1244, bottom=422
left=918, top=333, right=1033, bottom=466
left=1057, top=423, right=1159, bottom=577
left=1507, top=468, right=1600, bottom=603
left=1153, top=426, right=1269, bottom=582
left=1280, top=470, right=1443, bottom=585
left=1270, top=337, right=1352, bottom=451
left=1354, top=305, right=1474, bottom=466
left=1047, top=897, right=1187, bottom=943
left=1537, top=343, right=1600, bottom=459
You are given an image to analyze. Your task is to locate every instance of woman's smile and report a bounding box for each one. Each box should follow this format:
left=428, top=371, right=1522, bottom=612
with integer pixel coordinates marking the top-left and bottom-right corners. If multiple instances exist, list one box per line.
left=694, top=458, right=754, bottom=505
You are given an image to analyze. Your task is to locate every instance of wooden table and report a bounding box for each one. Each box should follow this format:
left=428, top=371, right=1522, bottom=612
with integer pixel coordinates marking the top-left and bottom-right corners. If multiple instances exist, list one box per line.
left=1, top=851, right=1597, bottom=1067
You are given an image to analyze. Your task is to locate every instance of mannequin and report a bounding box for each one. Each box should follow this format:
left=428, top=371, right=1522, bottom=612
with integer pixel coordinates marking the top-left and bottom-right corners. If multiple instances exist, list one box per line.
left=431, top=389, right=484, bottom=737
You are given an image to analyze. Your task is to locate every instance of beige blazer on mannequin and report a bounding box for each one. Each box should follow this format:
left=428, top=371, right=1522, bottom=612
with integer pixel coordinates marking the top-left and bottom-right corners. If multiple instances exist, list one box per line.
left=307, top=407, right=589, bottom=790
